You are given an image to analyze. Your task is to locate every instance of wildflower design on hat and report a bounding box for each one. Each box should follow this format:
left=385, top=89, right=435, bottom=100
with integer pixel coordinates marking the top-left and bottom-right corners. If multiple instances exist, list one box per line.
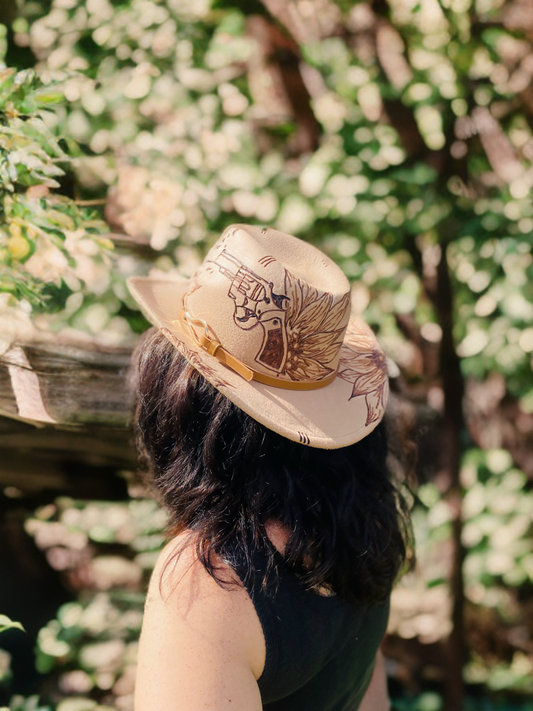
left=338, top=321, right=388, bottom=426
left=206, top=249, right=350, bottom=383
left=283, top=271, right=350, bottom=382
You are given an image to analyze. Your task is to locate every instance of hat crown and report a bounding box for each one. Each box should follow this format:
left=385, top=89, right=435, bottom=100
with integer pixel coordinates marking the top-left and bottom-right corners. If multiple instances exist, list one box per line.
left=184, top=225, right=352, bottom=384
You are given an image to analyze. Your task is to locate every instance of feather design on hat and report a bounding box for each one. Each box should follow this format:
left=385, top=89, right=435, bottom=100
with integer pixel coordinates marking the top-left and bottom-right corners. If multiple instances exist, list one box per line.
left=283, top=270, right=350, bottom=382
left=337, top=321, right=388, bottom=425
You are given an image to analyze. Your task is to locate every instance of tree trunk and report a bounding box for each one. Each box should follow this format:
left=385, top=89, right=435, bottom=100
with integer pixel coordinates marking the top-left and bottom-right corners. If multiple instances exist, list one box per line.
left=435, top=237, right=467, bottom=711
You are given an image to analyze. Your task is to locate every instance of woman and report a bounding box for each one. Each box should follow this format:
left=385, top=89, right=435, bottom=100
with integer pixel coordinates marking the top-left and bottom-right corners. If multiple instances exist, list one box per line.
left=129, top=225, right=411, bottom=710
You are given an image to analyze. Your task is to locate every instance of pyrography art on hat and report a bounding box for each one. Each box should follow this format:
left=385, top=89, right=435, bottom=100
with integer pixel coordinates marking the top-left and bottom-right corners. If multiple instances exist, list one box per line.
left=199, top=245, right=351, bottom=382
left=128, top=224, right=389, bottom=448
left=338, top=321, right=389, bottom=427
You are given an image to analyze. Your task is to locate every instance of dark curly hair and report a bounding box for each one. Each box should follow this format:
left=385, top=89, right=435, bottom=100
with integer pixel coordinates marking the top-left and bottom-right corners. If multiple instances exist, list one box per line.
left=133, top=329, right=413, bottom=607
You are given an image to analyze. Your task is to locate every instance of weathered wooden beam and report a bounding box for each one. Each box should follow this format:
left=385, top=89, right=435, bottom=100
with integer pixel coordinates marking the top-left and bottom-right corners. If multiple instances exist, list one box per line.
left=0, top=337, right=133, bottom=426
left=0, top=336, right=137, bottom=498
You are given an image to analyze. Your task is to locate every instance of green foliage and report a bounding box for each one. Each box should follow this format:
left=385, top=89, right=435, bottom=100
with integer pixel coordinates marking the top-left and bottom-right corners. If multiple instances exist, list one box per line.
left=20, top=496, right=166, bottom=709
left=0, top=59, right=123, bottom=348
left=462, top=449, right=533, bottom=593
left=392, top=691, right=443, bottom=711
left=2, top=697, right=114, bottom=711
left=0, top=616, right=24, bottom=634
left=3, top=697, right=51, bottom=711
left=452, top=237, right=533, bottom=398
left=408, top=453, right=533, bottom=696
left=392, top=693, right=533, bottom=711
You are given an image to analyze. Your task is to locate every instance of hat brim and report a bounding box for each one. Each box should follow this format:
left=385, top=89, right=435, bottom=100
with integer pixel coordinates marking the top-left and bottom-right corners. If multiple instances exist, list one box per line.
left=128, top=276, right=389, bottom=449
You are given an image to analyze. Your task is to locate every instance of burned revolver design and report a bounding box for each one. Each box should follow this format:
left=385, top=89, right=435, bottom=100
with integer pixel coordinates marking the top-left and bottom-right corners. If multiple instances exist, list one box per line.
left=209, top=250, right=289, bottom=373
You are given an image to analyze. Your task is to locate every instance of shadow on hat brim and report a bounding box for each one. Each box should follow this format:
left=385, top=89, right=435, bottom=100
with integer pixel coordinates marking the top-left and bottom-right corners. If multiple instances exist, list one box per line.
left=128, top=276, right=388, bottom=449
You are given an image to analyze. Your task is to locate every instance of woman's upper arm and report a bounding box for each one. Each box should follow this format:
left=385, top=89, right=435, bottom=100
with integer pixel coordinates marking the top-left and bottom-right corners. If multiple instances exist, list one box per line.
left=134, top=538, right=265, bottom=711
left=357, top=650, right=390, bottom=711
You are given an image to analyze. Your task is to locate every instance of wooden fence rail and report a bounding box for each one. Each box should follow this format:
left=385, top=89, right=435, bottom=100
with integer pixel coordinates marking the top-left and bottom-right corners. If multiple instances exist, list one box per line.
left=0, top=336, right=136, bottom=500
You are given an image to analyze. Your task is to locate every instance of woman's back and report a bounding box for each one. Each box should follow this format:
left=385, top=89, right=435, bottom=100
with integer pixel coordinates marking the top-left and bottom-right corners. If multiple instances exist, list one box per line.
left=135, top=530, right=391, bottom=711
left=230, top=535, right=390, bottom=710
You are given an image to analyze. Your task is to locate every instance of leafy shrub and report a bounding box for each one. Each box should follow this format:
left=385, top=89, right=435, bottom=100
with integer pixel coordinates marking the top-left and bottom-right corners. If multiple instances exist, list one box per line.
left=22, top=496, right=166, bottom=710
left=0, top=59, right=124, bottom=349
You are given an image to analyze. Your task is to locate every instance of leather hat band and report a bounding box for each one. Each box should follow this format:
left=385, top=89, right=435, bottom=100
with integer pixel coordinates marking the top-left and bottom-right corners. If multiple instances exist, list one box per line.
left=177, top=305, right=338, bottom=391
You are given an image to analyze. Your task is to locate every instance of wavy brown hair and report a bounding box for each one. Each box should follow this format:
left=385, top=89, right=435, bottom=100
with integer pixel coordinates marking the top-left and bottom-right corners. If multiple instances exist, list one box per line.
left=132, top=328, right=413, bottom=606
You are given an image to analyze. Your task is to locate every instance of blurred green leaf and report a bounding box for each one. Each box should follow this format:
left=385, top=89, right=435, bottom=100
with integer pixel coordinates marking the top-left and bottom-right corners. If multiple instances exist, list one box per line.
left=0, top=615, right=25, bottom=634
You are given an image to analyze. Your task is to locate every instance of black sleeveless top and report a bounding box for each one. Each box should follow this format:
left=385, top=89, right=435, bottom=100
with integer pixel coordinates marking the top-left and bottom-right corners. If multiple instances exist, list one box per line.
left=230, top=543, right=390, bottom=711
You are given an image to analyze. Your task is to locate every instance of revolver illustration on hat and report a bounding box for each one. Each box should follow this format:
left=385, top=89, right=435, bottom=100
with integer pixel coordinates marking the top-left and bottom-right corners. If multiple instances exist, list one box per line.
left=209, top=250, right=289, bottom=374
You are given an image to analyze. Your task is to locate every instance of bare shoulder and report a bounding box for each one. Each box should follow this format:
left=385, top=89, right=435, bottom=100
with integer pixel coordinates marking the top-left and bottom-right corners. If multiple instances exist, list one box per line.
left=145, top=533, right=264, bottom=653
left=135, top=532, right=265, bottom=711
left=148, top=533, right=244, bottom=607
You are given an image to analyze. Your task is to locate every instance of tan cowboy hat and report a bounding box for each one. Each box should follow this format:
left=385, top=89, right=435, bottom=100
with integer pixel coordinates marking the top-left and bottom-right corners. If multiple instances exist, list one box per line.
left=128, top=224, right=389, bottom=449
